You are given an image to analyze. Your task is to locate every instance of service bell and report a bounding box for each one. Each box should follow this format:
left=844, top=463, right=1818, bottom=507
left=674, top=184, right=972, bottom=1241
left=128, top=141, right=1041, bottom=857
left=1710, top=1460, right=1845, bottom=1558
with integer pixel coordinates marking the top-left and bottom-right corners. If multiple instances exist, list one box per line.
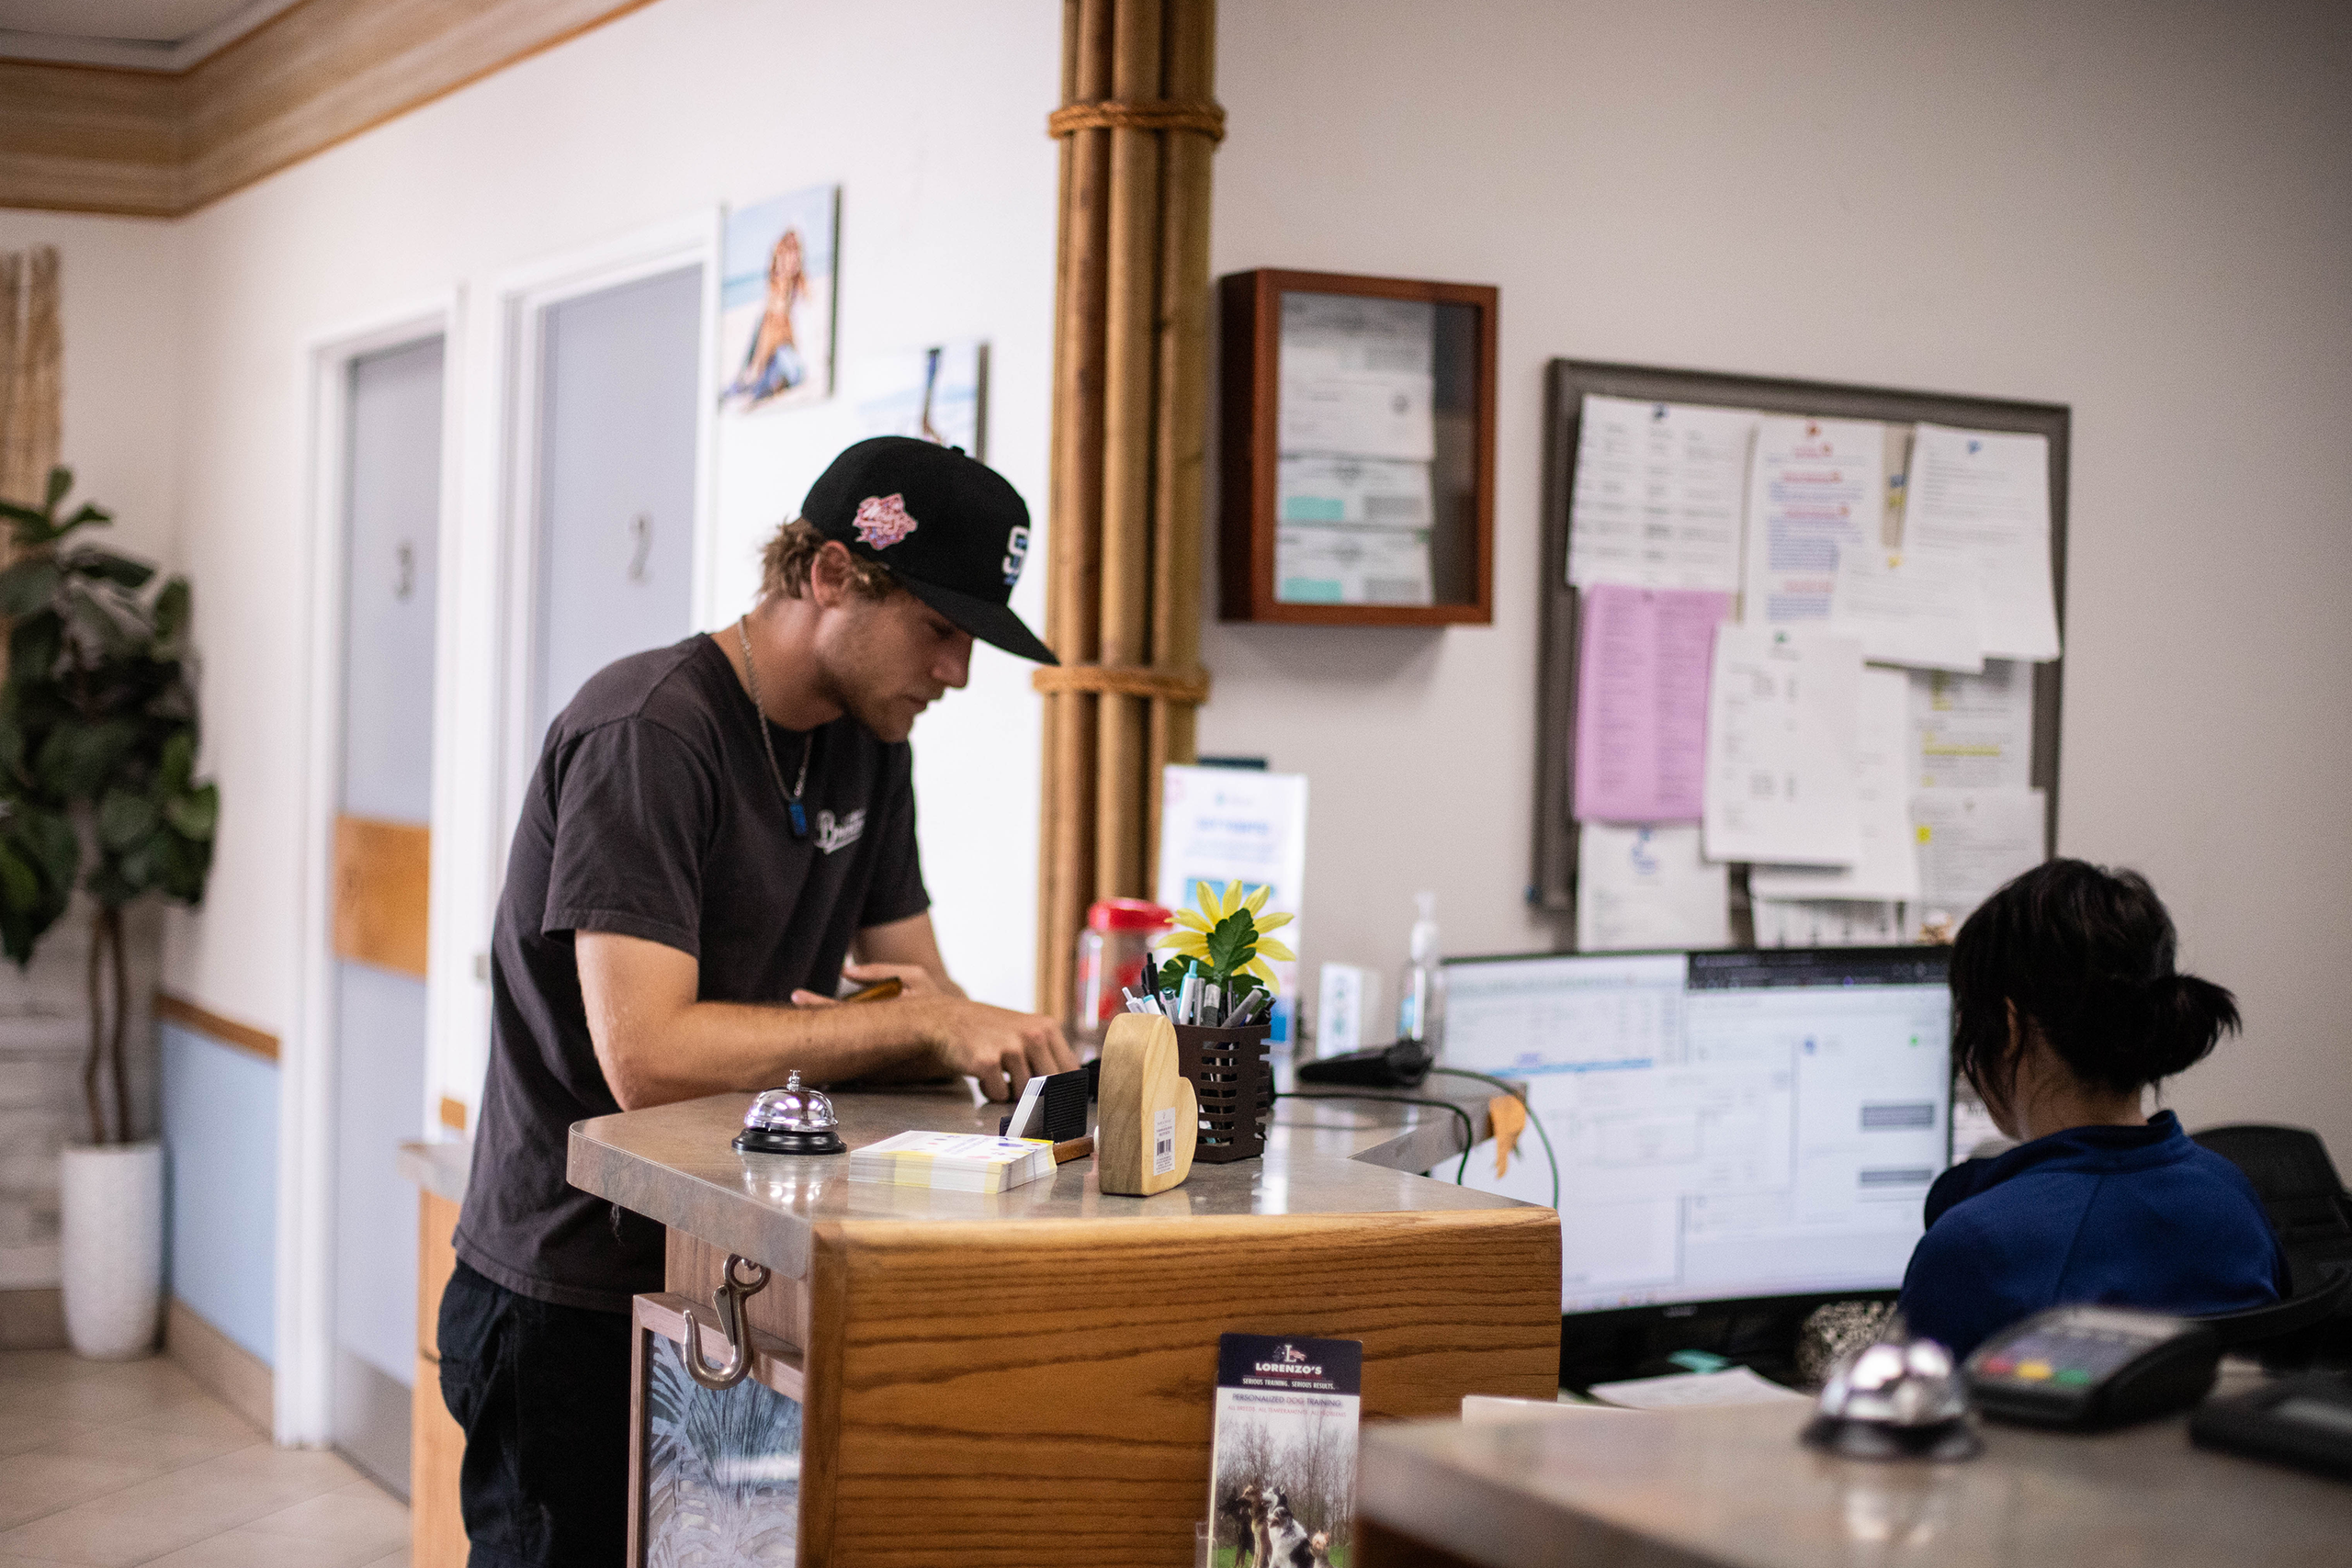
left=733, top=1070, right=847, bottom=1156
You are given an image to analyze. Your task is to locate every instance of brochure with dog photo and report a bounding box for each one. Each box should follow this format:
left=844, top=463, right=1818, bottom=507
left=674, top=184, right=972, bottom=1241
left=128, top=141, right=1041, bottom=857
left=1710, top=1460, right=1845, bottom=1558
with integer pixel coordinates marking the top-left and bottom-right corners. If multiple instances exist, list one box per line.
left=1209, top=1333, right=1363, bottom=1567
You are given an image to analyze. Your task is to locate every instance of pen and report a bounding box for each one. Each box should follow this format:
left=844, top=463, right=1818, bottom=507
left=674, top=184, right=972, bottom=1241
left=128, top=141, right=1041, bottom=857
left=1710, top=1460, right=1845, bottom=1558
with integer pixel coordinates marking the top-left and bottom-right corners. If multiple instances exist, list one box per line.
left=842, top=976, right=903, bottom=1004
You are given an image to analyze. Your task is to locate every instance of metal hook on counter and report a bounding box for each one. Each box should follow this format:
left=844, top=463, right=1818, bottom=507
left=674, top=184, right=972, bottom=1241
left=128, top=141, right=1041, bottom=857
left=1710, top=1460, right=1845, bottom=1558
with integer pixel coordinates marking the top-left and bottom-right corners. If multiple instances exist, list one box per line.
left=679, top=1254, right=770, bottom=1391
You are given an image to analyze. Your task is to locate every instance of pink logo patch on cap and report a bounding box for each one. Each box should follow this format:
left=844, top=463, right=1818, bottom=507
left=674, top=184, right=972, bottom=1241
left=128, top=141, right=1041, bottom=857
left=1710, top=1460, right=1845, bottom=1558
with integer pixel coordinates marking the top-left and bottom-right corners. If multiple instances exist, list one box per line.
left=853, top=492, right=919, bottom=549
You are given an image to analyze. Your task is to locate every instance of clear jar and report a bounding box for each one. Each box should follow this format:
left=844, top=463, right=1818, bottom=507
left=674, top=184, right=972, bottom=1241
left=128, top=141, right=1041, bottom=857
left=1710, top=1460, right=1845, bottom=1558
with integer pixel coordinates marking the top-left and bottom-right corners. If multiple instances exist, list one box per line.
left=1069, top=897, right=1173, bottom=1055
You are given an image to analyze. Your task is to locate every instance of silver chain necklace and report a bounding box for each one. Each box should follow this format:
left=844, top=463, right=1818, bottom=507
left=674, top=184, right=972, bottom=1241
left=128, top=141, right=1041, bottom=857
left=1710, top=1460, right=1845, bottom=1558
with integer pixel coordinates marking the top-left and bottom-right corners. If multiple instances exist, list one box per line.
left=737, top=615, right=813, bottom=839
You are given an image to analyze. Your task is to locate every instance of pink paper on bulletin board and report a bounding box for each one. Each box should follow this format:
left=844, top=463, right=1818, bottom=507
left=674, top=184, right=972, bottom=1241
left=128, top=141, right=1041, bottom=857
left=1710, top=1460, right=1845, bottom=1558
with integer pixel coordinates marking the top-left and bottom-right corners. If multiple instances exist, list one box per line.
left=1573, top=583, right=1733, bottom=824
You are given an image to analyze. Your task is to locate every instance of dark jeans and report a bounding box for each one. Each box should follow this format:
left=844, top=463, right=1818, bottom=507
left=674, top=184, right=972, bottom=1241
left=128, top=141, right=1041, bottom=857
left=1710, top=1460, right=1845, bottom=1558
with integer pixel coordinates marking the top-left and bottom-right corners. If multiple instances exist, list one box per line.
left=436, top=1259, right=633, bottom=1568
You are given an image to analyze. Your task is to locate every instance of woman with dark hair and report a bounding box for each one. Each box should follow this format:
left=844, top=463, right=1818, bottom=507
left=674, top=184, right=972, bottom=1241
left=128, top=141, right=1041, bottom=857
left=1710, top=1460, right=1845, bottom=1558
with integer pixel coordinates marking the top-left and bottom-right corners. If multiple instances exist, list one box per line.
left=1897, top=859, right=2286, bottom=1357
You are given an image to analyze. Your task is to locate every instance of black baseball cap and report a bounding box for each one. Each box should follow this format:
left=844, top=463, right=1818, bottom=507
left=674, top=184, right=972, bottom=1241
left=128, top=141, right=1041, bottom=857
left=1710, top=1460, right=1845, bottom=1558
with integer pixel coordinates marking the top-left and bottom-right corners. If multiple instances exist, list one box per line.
left=801, top=437, right=1057, bottom=665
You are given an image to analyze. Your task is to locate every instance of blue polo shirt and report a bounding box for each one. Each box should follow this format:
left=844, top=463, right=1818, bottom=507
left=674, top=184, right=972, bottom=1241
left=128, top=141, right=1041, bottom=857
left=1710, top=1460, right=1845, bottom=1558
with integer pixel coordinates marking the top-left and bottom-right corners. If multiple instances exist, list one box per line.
left=1897, top=1111, right=2286, bottom=1358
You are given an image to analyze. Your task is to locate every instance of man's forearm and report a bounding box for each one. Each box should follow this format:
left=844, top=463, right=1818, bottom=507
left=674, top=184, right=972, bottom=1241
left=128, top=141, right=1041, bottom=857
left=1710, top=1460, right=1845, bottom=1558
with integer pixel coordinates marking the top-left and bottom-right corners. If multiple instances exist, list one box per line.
left=600, top=997, right=947, bottom=1111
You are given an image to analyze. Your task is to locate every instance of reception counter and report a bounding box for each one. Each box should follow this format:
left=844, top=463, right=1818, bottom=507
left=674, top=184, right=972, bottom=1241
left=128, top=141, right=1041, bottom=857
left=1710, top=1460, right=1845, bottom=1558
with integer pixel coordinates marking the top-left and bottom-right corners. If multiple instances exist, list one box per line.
left=566, top=1080, right=1562, bottom=1566
left=1355, top=1372, right=2352, bottom=1567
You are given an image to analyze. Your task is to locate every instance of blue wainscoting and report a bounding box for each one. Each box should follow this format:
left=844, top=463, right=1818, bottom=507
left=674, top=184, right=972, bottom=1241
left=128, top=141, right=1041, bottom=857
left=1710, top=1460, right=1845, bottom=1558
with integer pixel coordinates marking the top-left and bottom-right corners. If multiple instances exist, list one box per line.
left=159, top=1021, right=277, bottom=1364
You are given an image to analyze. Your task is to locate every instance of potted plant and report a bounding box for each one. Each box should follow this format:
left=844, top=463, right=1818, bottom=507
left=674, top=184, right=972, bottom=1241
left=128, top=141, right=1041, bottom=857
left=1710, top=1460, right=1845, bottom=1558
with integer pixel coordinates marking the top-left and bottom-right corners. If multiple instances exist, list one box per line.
left=0, top=468, right=217, bottom=1359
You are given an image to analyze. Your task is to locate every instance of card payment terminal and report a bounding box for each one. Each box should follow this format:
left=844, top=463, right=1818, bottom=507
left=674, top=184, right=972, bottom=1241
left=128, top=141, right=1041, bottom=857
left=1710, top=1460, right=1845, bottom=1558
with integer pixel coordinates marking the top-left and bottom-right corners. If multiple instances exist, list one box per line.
left=1963, top=1305, right=2221, bottom=1429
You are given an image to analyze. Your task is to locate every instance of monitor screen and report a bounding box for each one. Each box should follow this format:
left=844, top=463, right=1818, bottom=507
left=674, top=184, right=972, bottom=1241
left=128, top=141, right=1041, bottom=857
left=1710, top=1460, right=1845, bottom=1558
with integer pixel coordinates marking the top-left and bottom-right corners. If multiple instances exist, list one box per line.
left=1443, top=947, right=1953, bottom=1314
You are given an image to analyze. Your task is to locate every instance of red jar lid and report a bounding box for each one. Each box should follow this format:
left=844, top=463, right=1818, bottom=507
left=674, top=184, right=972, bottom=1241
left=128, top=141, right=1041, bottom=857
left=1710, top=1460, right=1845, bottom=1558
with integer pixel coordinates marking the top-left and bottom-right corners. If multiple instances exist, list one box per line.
left=1088, top=897, right=1172, bottom=933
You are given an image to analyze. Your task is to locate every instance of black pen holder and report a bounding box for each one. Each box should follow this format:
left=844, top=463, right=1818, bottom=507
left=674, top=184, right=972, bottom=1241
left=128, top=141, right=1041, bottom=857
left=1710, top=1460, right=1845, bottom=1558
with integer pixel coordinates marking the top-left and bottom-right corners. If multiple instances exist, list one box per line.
left=1173, top=1022, right=1273, bottom=1163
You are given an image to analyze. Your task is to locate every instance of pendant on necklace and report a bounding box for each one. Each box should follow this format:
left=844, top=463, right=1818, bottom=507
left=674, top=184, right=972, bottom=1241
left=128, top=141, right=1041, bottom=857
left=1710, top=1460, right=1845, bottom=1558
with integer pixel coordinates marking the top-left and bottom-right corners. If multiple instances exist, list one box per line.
left=788, top=799, right=808, bottom=839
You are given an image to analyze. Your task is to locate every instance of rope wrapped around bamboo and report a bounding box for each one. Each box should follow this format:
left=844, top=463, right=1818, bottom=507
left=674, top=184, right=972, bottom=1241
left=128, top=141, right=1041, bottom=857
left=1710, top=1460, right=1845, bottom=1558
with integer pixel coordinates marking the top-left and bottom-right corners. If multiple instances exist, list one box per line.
left=1046, top=99, right=1227, bottom=141
left=1031, top=664, right=1212, bottom=704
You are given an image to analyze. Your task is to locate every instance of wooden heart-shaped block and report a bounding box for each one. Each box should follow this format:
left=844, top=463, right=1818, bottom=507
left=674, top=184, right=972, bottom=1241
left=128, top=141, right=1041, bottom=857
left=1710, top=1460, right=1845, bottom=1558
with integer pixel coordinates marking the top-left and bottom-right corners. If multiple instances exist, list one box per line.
left=1095, top=1011, right=1197, bottom=1196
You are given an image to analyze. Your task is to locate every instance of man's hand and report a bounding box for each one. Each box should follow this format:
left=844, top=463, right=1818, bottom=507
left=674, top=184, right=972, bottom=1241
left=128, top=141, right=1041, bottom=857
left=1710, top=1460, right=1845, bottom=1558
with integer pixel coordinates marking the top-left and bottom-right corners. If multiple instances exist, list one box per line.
left=921, top=1000, right=1078, bottom=1101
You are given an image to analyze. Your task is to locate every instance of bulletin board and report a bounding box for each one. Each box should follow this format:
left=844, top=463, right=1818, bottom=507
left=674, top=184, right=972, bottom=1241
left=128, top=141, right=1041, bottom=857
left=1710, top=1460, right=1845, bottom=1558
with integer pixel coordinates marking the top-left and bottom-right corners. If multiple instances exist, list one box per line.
left=1532, top=358, right=2070, bottom=938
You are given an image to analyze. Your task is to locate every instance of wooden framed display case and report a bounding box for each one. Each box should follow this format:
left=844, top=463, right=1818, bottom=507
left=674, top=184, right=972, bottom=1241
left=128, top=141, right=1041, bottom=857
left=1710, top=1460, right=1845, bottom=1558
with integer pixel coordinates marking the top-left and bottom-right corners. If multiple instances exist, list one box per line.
left=1218, top=268, right=1498, bottom=626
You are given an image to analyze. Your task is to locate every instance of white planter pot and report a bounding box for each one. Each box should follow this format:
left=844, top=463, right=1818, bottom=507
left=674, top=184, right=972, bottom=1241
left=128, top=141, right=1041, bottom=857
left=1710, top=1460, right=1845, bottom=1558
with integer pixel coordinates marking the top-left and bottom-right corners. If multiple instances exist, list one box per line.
left=61, top=1141, right=165, bottom=1359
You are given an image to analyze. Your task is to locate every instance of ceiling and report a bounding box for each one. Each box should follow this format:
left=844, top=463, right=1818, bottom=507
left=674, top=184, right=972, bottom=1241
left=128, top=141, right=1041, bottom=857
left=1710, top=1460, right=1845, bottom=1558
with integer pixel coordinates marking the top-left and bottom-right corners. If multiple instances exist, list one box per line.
left=0, top=0, right=301, bottom=68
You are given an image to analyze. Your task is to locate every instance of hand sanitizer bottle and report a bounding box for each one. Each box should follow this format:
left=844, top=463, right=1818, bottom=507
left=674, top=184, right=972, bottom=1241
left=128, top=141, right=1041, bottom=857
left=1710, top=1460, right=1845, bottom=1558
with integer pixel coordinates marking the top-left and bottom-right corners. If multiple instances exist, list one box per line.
left=1396, top=891, right=1445, bottom=1055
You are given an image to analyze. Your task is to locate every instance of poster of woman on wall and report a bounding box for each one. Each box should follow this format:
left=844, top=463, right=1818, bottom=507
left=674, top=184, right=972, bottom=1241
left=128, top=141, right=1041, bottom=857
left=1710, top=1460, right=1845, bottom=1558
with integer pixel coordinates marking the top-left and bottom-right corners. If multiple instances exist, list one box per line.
left=720, top=185, right=838, bottom=412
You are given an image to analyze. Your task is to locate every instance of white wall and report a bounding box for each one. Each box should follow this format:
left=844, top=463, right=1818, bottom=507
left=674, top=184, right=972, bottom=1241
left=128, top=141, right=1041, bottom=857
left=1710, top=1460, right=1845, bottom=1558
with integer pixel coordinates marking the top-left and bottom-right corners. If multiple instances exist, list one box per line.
left=158, top=0, right=1062, bottom=1116
left=1204, top=0, right=2352, bottom=1151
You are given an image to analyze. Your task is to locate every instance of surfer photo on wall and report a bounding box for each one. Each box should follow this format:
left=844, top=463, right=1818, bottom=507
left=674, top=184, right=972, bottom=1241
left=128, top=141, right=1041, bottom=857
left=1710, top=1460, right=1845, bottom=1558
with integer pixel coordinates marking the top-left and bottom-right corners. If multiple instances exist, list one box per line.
left=727, top=227, right=808, bottom=405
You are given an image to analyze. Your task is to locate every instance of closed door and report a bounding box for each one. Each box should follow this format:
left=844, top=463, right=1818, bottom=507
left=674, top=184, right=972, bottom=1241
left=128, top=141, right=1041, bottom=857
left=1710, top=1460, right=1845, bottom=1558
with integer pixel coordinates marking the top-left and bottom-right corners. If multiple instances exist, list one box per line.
left=333, top=334, right=442, bottom=1495
left=531, top=265, right=702, bottom=746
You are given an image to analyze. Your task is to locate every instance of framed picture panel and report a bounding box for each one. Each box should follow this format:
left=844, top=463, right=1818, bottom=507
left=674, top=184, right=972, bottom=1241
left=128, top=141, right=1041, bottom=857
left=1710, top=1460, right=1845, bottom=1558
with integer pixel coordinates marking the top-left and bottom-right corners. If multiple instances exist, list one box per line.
left=1218, top=268, right=1498, bottom=626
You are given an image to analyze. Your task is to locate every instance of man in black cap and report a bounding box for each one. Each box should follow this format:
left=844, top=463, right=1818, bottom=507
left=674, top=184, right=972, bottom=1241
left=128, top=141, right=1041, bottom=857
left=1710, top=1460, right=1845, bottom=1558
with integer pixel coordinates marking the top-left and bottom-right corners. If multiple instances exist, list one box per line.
left=439, top=437, right=1076, bottom=1567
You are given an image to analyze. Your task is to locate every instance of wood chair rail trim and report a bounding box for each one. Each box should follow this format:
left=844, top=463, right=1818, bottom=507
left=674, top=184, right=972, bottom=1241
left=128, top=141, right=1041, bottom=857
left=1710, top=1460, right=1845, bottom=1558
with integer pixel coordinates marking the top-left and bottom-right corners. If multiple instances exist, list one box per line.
left=154, top=989, right=279, bottom=1061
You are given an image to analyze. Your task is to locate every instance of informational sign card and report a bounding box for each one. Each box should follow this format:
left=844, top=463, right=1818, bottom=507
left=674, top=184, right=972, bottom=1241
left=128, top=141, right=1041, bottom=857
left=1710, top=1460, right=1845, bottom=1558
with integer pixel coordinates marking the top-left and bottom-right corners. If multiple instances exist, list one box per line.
left=1157, top=766, right=1308, bottom=1042
left=1208, top=1334, right=1363, bottom=1568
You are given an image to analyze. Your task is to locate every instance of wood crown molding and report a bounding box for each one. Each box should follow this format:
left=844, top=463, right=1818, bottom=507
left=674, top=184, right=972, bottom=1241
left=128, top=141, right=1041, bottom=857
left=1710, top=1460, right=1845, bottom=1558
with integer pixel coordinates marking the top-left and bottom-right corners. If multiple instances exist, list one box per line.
left=156, top=989, right=279, bottom=1061
left=0, top=0, right=660, bottom=217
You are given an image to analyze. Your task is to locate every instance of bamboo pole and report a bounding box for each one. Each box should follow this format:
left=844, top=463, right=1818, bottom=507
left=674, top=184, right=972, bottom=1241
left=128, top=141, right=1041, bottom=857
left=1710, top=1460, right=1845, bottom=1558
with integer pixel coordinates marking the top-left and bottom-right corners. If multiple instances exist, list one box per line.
left=0, top=254, right=19, bottom=511
left=5, top=247, right=61, bottom=506
left=1038, top=0, right=1116, bottom=1019
left=1145, top=0, right=1216, bottom=886
left=1092, top=0, right=1163, bottom=905
left=1038, top=0, right=1222, bottom=1017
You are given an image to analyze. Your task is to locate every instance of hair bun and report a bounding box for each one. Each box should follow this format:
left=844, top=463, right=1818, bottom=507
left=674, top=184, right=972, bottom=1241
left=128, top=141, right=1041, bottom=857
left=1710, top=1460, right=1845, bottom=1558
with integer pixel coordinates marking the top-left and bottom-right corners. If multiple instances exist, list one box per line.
left=2140, top=972, right=2241, bottom=1079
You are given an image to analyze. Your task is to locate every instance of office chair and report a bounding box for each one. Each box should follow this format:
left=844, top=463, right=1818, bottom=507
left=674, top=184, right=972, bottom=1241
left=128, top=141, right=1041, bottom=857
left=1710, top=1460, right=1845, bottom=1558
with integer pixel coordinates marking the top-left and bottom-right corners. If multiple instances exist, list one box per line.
left=2192, top=1123, right=2352, bottom=1295
left=2193, top=1122, right=2352, bottom=1367
left=2193, top=1269, right=2352, bottom=1351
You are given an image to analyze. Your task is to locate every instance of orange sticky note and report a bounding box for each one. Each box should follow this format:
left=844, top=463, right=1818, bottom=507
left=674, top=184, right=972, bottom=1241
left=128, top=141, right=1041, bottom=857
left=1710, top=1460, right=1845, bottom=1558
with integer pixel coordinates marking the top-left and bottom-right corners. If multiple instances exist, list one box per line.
left=1487, top=1094, right=1528, bottom=1179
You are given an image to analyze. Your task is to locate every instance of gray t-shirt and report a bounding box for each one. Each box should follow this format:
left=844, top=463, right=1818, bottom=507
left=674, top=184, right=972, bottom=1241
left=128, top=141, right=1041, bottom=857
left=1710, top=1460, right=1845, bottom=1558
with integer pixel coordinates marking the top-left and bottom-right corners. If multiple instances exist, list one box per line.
left=455, top=635, right=928, bottom=1312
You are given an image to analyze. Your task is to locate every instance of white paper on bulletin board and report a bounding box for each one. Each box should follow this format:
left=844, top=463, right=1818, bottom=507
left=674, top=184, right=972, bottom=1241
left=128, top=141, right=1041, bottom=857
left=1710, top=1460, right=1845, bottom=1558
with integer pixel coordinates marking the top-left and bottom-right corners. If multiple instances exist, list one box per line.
left=1911, top=787, right=2048, bottom=938
left=1749, top=666, right=1921, bottom=902
left=1702, top=624, right=1864, bottom=867
left=1906, top=424, right=2061, bottom=661
left=1741, top=416, right=1885, bottom=626
left=1157, top=766, right=1308, bottom=1043
left=1567, top=395, right=1755, bottom=592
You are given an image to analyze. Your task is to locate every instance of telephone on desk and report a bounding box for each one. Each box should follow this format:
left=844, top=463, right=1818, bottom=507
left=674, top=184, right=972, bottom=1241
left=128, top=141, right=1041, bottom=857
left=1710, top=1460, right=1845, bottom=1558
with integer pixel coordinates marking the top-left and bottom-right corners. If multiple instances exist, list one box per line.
left=1296, top=1040, right=1433, bottom=1089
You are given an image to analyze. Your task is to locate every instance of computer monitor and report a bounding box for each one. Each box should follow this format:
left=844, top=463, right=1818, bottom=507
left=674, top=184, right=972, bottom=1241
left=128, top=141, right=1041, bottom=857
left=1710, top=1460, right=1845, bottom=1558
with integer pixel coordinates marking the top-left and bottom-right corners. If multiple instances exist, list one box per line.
left=1443, top=946, right=1953, bottom=1315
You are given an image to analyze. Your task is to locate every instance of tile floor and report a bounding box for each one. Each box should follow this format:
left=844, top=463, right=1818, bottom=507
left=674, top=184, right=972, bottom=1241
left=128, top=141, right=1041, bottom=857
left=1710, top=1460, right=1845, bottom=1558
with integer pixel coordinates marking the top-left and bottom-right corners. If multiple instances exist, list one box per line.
left=0, top=1349, right=409, bottom=1567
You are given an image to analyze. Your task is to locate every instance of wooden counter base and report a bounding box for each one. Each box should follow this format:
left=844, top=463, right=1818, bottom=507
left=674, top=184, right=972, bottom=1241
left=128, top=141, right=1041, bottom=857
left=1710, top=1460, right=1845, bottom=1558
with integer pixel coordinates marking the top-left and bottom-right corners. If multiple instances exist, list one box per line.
left=668, top=1208, right=1559, bottom=1566
left=609, top=1085, right=1564, bottom=1566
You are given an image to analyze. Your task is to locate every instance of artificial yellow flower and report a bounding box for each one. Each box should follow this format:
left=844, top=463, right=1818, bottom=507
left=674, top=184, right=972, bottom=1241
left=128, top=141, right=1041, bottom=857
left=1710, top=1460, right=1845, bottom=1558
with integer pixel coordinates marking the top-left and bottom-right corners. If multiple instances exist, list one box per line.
left=1152, top=881, right=1295, bottom=997
left=1163, top=925, right=1212, bottom=961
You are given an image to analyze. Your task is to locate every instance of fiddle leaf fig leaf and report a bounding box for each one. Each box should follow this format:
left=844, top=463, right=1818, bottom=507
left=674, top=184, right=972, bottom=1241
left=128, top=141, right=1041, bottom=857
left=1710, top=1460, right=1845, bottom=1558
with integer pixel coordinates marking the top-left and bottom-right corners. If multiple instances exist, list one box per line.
left=10, top=613, right=60, bottom=683
left=98, top=788, right=159, bottom=852
left=69, top=548, right=153, bottom=591
left=57, top=502, right=111, bottom=538
left=0, top=558, right=58, bottom=617
left=44, top=467, right=71, bottom=512
left=20, top=809, right=78, bottom=890
left=36, top=719, right=137, bottom=800
left=152, top=579, right=191, bottom=649
left=163, top=784, right=218, bottom=842
left=0, top=843, right=37, bottom=914
left=157, top=730, right=194, bottom=795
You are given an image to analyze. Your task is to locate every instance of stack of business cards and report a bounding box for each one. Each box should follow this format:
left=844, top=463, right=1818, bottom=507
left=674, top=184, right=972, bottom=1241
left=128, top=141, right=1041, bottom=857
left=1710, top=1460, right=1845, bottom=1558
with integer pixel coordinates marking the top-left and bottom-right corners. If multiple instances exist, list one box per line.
left=847, top=1131, right=1057, bottom=1193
